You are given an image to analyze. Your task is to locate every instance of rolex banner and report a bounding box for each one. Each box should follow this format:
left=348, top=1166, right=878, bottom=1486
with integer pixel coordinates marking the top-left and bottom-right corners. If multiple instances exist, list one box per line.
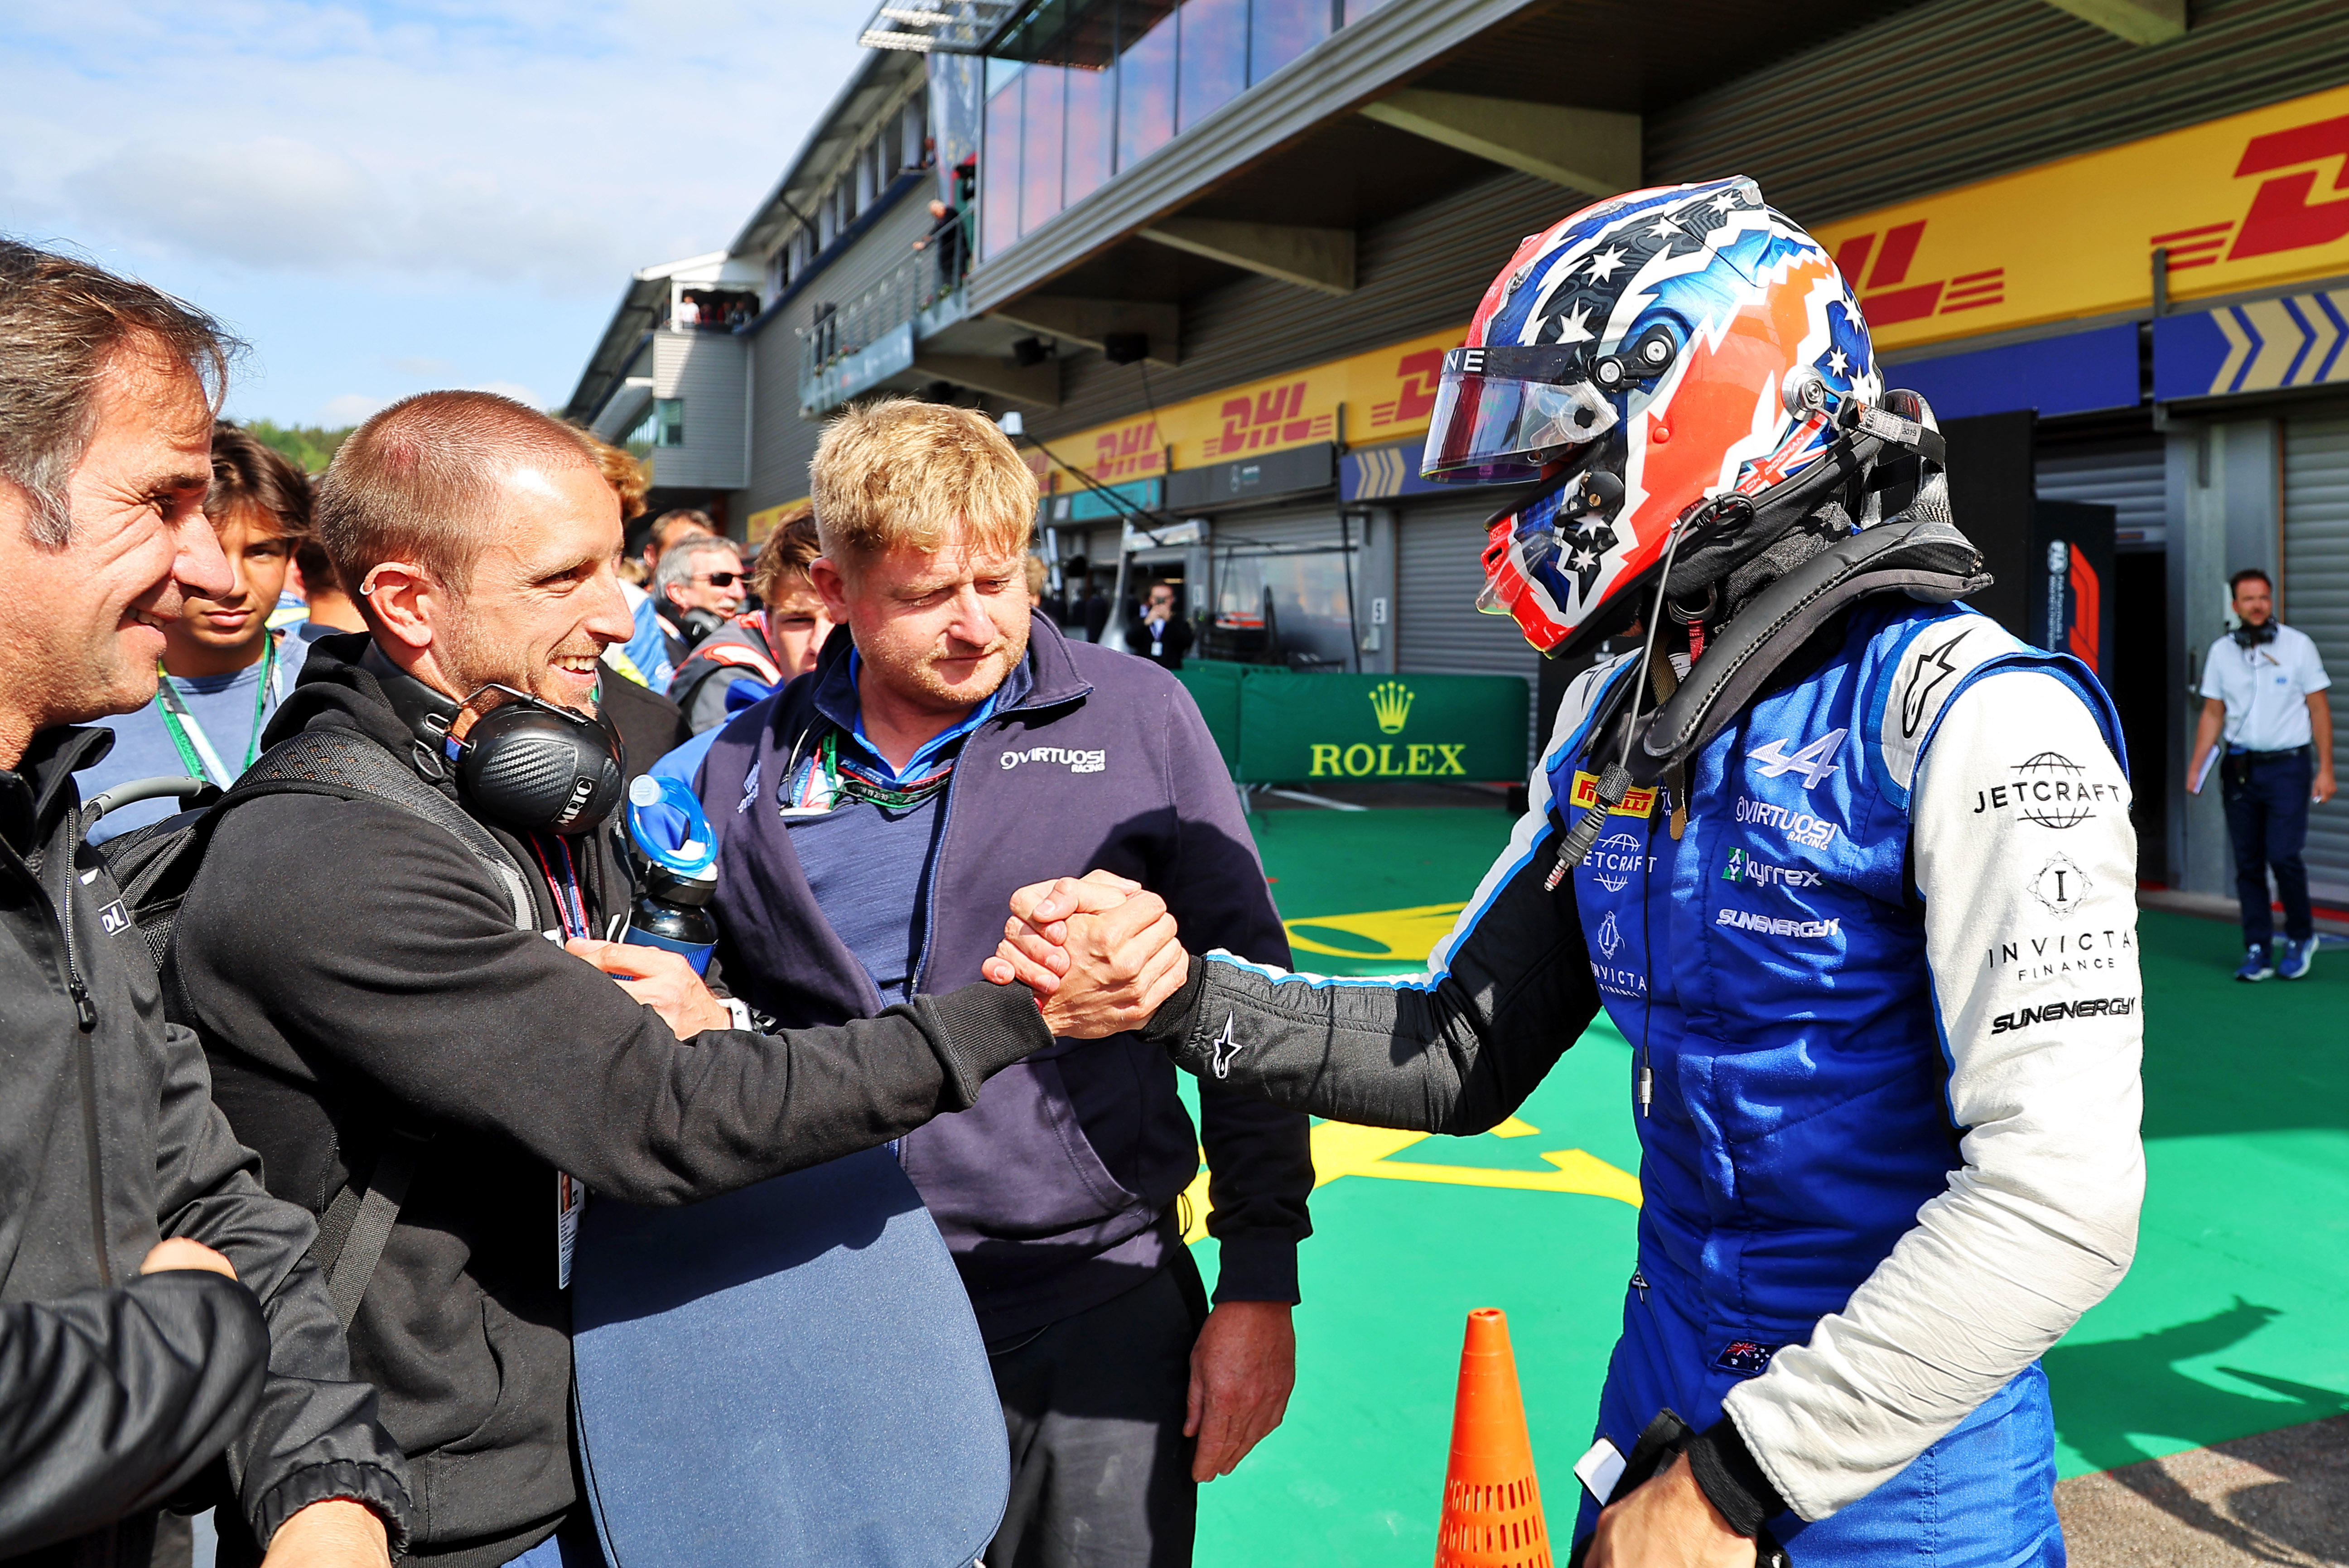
left=1221, top=671, right=1529, bottom=785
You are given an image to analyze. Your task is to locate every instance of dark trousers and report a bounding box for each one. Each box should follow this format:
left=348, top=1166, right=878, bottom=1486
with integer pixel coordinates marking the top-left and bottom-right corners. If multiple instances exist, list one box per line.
left=2222, top=747, right=2315, bottom=947
left=986, top=1254, right=1209, bottom=1568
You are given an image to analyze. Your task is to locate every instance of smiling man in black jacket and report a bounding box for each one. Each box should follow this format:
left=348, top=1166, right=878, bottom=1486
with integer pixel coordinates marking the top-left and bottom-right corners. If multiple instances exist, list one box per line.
left=164, top=390, right=1186, bottom=1568
left=0, top=243, right=411, bottom=1566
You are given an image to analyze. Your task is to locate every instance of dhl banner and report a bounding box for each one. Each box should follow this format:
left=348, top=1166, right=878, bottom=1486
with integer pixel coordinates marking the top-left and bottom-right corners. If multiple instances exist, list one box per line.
left=1049, top=326, right=1461, bottom=489
left=1812, top=84, right=2349, bottom=353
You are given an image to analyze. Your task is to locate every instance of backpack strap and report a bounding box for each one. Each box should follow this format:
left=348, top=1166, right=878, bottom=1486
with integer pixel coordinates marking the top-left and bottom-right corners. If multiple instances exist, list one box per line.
left=311, top=1127, right=431, bottom=1332
left=208, top=727, right=541, bottom=1321
left=228, top=728, right=539, bottom=933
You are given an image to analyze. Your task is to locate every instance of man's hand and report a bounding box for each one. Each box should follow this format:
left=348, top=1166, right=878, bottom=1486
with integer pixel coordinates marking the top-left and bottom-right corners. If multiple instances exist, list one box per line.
left=982, top=870, right=1143, bottom=989
left=565, top=939, right=732, bottom=1037
left=2317, top=763, right=2337, bottom=805
left=981, top=870, right=1190, bottom=1036
left=1583, top=1454, right=1751, bottom=1568
left=259, top=1499, right=391, bottom=1567
left=140, top=1238, right=237, bottom=1281
left=1186, top=1301, right=1294, bottom=1481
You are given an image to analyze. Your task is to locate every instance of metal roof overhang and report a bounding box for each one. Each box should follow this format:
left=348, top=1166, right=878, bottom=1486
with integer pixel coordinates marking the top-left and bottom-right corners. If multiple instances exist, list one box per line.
left=562, top=280, right=664, bottom=423
left=732, top=49, right=923, bottom=259
left=966, top=0, right=1924, bottom=317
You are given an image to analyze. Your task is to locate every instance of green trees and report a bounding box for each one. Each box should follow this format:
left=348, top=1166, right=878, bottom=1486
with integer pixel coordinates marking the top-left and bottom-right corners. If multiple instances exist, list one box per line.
left=243, top=420, right=353, bottom=475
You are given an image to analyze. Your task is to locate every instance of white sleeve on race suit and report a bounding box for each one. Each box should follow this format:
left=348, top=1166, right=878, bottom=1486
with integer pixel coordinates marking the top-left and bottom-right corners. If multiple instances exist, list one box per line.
left=1724, top=669, right=2146, bottom=1520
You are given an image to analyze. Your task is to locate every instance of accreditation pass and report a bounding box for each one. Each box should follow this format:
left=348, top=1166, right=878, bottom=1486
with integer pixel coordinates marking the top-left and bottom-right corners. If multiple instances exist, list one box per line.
left=556, top=1172, right=588, bottom=1288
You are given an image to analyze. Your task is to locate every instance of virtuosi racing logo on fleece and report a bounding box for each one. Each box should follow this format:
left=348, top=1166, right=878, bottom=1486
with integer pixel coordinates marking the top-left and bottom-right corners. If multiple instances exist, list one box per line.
left=1000, top=745, right=1108, bottom=774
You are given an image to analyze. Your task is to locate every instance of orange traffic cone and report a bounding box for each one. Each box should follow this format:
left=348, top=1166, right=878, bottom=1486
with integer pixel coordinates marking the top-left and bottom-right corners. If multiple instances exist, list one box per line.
left=1434, top=1307, right=1551, bottom=1568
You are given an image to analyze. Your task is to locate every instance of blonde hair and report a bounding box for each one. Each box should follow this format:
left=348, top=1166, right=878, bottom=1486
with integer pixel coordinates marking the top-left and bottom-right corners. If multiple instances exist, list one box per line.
left=810, top=399, right=1036, bottom=571
left=317, top=391, right=598, bottom=594
left=571, top=425, right=650, bottom=521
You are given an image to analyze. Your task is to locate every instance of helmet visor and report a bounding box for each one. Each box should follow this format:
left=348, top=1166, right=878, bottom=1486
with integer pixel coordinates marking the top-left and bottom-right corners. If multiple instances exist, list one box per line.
left=1420, top=348, right=1619, bottom=482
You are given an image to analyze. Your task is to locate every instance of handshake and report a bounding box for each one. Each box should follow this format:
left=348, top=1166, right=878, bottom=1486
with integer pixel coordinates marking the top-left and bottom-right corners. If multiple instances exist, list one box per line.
left=980, top=870, right=1195, bottom=1037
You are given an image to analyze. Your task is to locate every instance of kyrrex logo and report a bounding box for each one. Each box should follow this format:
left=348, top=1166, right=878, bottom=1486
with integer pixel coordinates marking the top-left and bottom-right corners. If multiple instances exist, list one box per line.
left=1369, top=680, right=1415, bottom=735
left=1720, top=849, right=1823, bottom=889
left=1749, top=728, right=1846, bottom=789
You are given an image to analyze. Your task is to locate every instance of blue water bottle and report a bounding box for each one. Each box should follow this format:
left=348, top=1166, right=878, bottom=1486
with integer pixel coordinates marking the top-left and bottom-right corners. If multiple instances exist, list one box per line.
left=621, top=775, right=720, bottom=973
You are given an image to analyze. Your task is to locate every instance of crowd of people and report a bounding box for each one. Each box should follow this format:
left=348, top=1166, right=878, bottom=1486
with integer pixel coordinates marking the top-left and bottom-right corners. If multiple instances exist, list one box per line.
left=3, top=175, right=2177, bottom=1568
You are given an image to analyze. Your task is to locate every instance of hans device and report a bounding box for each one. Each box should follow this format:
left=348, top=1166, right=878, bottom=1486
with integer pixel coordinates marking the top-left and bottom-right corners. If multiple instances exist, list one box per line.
left=621, top=774, right=720, bottom=973
left=432, top=685, right=625, bottom=835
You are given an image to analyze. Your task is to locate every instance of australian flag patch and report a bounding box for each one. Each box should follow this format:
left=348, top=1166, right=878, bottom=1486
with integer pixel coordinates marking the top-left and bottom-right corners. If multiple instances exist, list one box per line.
left=1712, top=1340, right=1778, bottom=1378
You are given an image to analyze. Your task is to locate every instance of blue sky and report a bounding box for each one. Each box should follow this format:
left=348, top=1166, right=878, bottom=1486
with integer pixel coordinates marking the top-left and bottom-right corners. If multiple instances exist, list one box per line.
left=3, top=0, right=860, bottom=424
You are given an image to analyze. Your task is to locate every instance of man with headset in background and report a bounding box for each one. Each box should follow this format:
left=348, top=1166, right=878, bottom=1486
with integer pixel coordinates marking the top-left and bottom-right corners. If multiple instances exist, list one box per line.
left=160, top=389, right=1190, bottom=1568
left=2188, top=567, right=2334, bottom=981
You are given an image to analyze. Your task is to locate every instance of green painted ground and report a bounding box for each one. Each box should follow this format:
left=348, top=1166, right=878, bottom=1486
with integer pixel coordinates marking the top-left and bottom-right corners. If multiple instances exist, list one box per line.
left=1183, top=807, right=2349, bottom=1566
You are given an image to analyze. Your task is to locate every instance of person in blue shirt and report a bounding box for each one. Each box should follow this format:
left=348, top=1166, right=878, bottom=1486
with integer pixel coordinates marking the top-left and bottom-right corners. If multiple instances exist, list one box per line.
left=81, top=422, right=306, bottom=842
left=2188, top=567, right=2336, bottom=981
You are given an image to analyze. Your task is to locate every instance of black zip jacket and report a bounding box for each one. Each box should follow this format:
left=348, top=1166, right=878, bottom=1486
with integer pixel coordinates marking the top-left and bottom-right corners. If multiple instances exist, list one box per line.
left=0, top=725, right=411, bottom=1568
left=166, top=636, right=1055, bottom=1568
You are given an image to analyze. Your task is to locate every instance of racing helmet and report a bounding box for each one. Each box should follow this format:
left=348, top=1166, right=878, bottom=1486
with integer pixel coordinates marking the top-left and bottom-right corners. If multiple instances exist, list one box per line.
left=1423, top=176, right=1893, bottom=657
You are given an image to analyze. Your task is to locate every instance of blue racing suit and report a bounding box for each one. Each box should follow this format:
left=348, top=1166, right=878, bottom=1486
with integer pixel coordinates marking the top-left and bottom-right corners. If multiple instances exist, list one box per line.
left=1144, top=598, right=2145, bottom=1563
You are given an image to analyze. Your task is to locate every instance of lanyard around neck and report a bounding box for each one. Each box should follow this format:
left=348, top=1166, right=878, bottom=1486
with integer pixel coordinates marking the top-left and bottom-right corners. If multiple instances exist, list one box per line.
left=154, top=632, right=281, bottom=788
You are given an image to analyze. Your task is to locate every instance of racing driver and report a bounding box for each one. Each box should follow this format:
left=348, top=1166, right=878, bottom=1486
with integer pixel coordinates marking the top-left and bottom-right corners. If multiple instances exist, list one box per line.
left=988, top=178, right=2144, bottom=1566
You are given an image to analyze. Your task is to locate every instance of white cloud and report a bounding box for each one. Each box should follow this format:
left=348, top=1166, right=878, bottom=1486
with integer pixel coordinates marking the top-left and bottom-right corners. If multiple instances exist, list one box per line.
left=1, top=1, right=861, bottom=298
left=318, top=392, right=391, bottom=425
left=0, top=1, right=865, bottom=422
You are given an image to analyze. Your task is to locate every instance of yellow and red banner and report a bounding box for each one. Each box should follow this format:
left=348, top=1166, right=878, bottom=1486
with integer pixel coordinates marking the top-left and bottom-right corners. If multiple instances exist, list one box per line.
left=1811, top=83, right=2349, bottom=353
left=1047, top=327, right=1459, bottom=489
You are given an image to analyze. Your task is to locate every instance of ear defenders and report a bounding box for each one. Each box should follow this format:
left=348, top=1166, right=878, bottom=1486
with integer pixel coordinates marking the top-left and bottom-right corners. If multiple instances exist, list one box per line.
left=437, top=685, right=626, bottom=835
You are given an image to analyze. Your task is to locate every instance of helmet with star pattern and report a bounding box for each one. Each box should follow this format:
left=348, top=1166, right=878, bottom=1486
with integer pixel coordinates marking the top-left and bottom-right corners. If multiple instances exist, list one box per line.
left=1423, top=176, right=1883, bottom=657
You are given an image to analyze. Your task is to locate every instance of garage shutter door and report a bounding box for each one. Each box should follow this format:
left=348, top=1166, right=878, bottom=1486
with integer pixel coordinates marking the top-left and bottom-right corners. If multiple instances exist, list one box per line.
left=1396, top=501, right=1537, bottom=681
left=1396, top=499, right=1539, bottom=751
left=2036, top=443, right=2167, bottom=550
left=2282, top=414, right=2349, bottom=902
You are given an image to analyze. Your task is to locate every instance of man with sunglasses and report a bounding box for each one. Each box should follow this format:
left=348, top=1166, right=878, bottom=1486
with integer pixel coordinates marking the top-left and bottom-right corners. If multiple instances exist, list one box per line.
left=649, top=535, right=746, bottom=666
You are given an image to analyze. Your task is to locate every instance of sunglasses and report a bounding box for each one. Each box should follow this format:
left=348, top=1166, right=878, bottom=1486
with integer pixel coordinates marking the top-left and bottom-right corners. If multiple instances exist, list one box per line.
left=694, top=571, right=744, bottom=587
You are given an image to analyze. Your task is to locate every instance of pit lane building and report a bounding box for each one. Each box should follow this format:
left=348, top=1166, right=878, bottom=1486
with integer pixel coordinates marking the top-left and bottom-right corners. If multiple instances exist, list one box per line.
left=564, top=0, right=2349, bottom=906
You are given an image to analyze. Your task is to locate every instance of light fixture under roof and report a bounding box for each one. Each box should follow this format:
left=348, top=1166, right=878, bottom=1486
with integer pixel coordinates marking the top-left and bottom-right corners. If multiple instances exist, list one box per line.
left=856, top=0, right=1021, bottom=55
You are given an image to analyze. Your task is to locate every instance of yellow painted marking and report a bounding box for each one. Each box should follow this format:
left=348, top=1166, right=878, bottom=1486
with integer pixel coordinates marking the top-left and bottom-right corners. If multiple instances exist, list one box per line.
left=1283, top=902, right=1466, bottom=962
left=1179, top=1119, right=1639, bottom=1243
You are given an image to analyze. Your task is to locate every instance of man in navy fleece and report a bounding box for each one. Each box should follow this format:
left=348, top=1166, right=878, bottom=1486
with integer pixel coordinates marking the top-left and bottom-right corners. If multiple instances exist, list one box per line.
left=691, top=399, right=1312, bottom=1568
